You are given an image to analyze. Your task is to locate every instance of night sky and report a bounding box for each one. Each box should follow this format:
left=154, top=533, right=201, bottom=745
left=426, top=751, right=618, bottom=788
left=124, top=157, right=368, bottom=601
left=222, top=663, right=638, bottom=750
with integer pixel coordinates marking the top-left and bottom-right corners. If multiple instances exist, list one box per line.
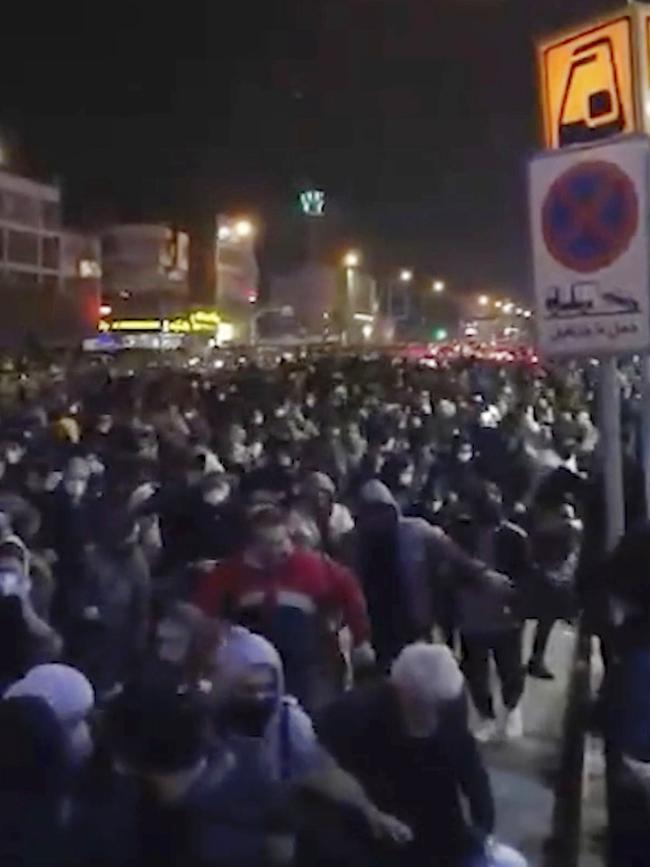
left=0, top=0, right=628, bottom=294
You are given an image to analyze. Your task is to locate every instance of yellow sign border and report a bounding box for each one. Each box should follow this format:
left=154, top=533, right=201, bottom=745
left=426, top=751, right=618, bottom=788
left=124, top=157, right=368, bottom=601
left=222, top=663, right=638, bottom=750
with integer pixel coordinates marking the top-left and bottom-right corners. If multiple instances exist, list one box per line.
left=537, top=9, right=639, bottom=149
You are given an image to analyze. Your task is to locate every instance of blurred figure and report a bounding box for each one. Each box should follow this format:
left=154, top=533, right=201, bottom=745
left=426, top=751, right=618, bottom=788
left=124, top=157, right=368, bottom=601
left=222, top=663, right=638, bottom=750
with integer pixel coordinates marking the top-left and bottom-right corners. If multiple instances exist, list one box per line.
left=351, top=481, right=509, bottom=667
left=527, top=499, right=582, bottom=680
left=452, top=483, right=530, bottom=742
left=288, top=472, right=354, bottom=555
left=316, top=643, right=495, bottom=867
left=6, top=663, right=95, bottom=769
left=69, top=515, right=150, bottom=696
left=146, top=601, right=222, bottom=693
left=0, top=696, right=69, bottom=867
left=195, top=506, right=373, bottom=711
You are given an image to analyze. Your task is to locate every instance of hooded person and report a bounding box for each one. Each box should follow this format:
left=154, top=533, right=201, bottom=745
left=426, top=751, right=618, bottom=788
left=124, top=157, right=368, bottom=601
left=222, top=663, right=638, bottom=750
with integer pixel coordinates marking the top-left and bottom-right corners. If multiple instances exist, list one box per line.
left=213, top=627, right=328, bottom=781
left=212, top=628, right=414, bottom=856
left=315, top=643, right=495, bottom=867
left=349, top=481, right=511, bottom=666
left=73, top=682, right=289, bottom=867
left=6, top=663, right=95, bottom=769
left=0, top=696, right=69, bottom=867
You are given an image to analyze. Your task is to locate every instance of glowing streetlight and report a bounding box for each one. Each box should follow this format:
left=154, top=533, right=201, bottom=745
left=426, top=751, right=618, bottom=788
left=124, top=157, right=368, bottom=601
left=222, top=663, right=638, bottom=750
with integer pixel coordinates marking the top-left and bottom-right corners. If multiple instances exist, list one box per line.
left=218, top=225, right=232, bottom=242
left=495, top=300, right=503, bottom=309
left=234, top=219, right=254, bottom=239
left=343, top=251, right=361, bottom=269
left=432, top=280, right=445, bottom=293
left=478, top=294, right=490, bottom=307
left=400, top=269, right=413, bottom=283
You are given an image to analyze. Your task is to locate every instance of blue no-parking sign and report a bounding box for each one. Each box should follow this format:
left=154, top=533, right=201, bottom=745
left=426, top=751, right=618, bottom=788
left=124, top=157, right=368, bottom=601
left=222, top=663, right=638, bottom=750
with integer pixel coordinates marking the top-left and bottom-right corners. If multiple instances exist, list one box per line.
left=529, top=136, right=650, bottom=357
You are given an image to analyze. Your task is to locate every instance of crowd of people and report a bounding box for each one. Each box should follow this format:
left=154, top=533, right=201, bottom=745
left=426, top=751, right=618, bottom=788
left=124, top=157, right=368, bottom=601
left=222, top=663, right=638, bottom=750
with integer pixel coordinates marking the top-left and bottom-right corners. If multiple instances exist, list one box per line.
left=0, top=351, right=641, bottom=866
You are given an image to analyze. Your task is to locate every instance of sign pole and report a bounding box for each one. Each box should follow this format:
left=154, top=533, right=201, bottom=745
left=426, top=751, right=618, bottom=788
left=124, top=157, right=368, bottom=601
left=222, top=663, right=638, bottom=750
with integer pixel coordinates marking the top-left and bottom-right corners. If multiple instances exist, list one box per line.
left=599, top=356, right=626, bottom=550
left=641, top=354, right=650, bottom=519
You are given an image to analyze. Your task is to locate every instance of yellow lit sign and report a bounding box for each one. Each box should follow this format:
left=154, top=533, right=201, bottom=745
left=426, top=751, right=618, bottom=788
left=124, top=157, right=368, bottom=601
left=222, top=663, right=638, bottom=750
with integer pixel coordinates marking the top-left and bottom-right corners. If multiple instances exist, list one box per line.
left=538, top=14, right=637, bottom=149
left=109, top=320, right=162, bottom=332
left=99, top=309, right=221, bottom=335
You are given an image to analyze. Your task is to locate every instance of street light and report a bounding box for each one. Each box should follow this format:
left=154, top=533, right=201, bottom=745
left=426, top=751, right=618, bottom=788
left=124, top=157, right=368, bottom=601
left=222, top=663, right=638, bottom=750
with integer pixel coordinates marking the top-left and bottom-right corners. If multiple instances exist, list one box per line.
left=432, top=280, right=445, bottom=293
left=341, top=251, right=362, bottom=345
left=400, top=269, right=413, bottom=283
left=234, top=219, right=254, bottom=239
left=478, top=294, right=490, bottom=307
left=343, top=251, right=361, bottom=269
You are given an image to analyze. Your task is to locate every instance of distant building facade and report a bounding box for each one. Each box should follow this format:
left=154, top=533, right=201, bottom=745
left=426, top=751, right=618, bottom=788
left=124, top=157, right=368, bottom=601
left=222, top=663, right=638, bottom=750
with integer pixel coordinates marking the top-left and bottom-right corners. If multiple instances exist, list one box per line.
left=0, top=170, right=63, bottom=293
left=0, top=171, right=101, bottom=344
left=101, top=224, right=189, bottom=314
left=270, top=262, right=377, bottom=341
left=216, top=215, right=260, bottom=308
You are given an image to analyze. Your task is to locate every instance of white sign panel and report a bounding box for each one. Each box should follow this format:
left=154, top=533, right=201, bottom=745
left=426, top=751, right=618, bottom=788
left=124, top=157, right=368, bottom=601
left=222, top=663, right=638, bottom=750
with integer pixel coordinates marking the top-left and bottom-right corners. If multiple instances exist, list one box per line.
left=529, top=135, right=650, bottom=357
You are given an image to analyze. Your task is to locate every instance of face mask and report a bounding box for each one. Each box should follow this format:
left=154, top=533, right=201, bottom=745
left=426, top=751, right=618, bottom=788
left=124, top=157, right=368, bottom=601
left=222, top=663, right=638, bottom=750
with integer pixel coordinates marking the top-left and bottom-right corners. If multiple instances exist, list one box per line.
left=250, top=442, right=263, bottom=460
left=45, top=471, right=62, bottom=492
left=6, top=449, right=22, bottom=465
left=97, top=420, right=112, bottom=434
left=457, top=449, right=473, bottom=464
left=68, top=720, right=93, bottom=767
left=204, top=488, right=229, bottom=507
left=0, top=571, right=22, bottom=597
left=64, top=480, right=87, bottom=499
left=87, top=456, right=105, bottom=476
left=220, top=697, right=277, bottom=738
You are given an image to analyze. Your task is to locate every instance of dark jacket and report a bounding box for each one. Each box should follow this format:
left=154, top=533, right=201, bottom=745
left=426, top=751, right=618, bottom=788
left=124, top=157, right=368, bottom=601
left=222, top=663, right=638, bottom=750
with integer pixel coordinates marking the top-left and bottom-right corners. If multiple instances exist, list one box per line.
left=316, top=682, right=494, bottom=866
left=449, top=518, right=531, bottom=633
left=68, top=545, right=150, bottom=691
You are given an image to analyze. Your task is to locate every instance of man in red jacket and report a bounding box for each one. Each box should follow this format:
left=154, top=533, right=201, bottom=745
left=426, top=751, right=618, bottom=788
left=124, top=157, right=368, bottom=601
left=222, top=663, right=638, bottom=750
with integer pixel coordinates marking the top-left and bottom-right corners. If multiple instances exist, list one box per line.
left=195, top=505, right=374, bottom=711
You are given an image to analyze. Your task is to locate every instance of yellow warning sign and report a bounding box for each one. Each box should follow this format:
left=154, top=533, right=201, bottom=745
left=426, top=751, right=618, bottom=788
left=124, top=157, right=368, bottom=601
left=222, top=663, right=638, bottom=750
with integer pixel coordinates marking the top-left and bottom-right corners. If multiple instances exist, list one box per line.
left=538, top=15, right=637, bottom=149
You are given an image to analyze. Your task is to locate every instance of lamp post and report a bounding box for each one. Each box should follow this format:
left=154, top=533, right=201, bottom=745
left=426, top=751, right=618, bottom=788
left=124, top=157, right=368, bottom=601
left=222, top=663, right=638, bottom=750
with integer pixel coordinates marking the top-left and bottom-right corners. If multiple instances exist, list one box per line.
left=342, top=251, right=361, bottom=346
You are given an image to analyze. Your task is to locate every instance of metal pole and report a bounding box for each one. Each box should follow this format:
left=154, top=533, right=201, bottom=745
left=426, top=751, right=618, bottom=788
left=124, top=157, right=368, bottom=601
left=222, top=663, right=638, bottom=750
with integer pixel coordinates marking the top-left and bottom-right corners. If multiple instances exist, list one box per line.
left=343, top=267, right=353, bottom=346
left=641, top=355, right=650, bottom=520
left=599, top=356, right=626, bottom=551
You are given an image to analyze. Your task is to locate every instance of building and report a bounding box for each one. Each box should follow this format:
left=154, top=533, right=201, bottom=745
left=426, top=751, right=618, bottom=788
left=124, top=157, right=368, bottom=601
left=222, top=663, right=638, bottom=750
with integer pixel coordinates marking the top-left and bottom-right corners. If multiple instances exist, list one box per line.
left=0, top=169, right=63, bottom=293
left=270, top=262, right=378, bottom=341
left=216, top=215, right=260, bottom=308
left=101, top=224, right=190, bottom=316
left=0, top=170, right=101, bottom=345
